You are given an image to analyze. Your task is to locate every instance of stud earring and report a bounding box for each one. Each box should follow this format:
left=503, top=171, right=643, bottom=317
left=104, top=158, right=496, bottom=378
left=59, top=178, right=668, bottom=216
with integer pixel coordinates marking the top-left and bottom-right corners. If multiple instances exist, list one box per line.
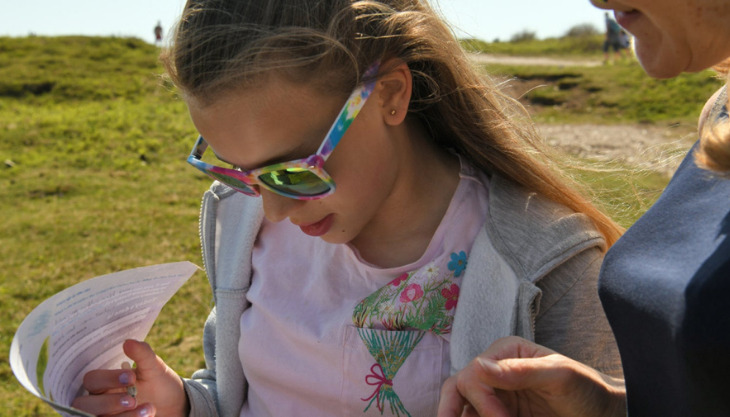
left=390, top=109, right=397, bottom=116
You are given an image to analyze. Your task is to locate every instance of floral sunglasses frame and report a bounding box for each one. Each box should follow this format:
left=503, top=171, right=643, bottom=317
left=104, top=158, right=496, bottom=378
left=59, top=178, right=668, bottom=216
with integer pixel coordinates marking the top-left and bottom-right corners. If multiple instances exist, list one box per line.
left=187, top=62, right=380, bottom=200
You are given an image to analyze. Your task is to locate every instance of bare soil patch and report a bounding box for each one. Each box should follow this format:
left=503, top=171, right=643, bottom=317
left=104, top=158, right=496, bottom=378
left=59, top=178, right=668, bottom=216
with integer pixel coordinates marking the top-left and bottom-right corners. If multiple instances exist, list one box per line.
left=537, top=123, right=697, bottom=177
left=469, top=53, right=601, bottom=68
left=467, top=53, right=697, bottom=176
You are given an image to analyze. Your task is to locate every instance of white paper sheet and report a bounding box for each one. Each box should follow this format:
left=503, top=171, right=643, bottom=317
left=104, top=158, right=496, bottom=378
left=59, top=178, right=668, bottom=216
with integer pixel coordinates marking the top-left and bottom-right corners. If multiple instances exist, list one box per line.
left=10, top=261, right=200, bottom=417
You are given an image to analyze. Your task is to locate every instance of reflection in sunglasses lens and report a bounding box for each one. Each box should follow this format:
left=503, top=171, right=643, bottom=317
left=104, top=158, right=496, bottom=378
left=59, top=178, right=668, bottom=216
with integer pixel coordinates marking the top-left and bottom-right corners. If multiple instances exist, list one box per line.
left=259, top=170, right=330, bottom=196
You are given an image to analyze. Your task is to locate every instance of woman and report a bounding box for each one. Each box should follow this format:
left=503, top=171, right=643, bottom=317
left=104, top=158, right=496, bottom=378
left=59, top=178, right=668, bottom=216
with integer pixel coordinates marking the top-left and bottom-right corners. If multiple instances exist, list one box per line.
left=437, top=0, right=730, bottom=416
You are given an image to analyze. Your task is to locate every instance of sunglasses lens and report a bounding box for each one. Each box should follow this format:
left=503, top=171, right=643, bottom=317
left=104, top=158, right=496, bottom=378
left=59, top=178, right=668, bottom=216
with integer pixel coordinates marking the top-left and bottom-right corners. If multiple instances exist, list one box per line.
left=258, top=168, right=331, bottom=197
left=206, top=170, right=258, bottom=196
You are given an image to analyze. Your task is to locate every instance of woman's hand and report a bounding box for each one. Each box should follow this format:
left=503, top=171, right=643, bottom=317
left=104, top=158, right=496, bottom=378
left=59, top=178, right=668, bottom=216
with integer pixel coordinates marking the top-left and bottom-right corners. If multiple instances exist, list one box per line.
left=437, top=336, right=626, bottom=417
left=72, top=339, right=189, bottom=417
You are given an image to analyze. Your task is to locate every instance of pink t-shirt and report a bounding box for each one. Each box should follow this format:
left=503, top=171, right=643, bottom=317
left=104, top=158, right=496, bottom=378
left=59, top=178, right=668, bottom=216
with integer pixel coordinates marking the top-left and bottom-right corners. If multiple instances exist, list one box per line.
left=239, top=161, right=488, bottom=417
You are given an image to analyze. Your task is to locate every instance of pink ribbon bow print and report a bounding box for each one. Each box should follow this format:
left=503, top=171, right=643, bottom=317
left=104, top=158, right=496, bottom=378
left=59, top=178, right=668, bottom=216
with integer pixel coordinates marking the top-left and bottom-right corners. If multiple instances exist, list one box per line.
left=361, top=363, right=393, bottom=412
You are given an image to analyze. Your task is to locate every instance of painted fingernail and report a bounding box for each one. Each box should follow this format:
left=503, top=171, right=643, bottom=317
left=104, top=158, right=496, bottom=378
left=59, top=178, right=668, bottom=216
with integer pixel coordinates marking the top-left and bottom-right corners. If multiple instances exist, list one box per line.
left=120, top=395, right=135, bottom=408
left=119, top=371, right=131, bottom=385
left=138, top=405, right=152, bottom=417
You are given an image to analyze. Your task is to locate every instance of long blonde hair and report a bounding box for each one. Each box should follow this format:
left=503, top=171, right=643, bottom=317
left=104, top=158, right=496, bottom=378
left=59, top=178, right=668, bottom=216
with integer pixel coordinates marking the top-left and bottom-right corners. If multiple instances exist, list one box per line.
left=162, top=0, right=623, bottom=246
left=697, top=60, right=730, bottom=174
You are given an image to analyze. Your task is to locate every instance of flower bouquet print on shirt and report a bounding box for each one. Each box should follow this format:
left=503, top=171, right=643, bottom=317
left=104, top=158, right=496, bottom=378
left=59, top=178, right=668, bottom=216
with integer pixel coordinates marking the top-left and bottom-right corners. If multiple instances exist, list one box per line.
left=352, top=251, right=468, bottom=416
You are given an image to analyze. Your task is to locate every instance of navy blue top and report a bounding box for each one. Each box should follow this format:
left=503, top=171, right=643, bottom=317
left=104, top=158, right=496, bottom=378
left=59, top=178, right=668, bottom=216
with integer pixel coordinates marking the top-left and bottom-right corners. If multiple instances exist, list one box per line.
left=599, top=96, right=730, bottom=416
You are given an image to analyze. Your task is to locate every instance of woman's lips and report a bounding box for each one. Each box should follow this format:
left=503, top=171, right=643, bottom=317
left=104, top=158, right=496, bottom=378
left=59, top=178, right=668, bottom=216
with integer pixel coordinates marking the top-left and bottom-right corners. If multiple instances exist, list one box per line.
left=615, top=9, right=641, bottom=29
left=299, top=214, right=334, bottom=237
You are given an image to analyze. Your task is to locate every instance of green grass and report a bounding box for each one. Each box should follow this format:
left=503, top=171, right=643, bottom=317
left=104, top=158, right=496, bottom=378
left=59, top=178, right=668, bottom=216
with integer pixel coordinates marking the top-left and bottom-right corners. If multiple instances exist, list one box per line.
left=565, top=161, right=670, bottom=227
left=460, top=37, right=725, bottom=126
left=0, top=36, right=166, bottom=103
left=483, top=63, right=723, bottom=125
left=462, top=35, right=605, bottom=58
left=0, top=35, right=694, bottom=416
left=0, top=36, right=210, bottom=415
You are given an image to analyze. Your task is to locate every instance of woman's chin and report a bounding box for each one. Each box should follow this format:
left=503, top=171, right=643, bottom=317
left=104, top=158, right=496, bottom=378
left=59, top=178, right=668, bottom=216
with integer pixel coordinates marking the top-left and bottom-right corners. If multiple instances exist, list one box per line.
left=634, top=44, right=684, bottom=79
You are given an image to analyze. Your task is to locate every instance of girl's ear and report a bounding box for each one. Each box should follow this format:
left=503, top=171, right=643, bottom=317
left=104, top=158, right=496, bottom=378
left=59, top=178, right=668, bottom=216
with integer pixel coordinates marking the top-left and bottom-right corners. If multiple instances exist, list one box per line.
left=376, top=59, right=412, bottom=126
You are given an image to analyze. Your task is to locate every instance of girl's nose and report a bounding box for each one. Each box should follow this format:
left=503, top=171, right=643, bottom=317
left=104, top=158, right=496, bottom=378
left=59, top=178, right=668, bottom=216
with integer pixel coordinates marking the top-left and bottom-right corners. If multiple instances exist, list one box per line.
left=260, top=188, right=304, bottom=223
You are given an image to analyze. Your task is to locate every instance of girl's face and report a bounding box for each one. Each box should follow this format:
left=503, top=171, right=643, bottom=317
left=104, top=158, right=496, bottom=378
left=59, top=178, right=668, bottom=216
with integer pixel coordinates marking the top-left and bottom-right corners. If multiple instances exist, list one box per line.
left=591, top=0, right=730, bottom=78
left=187, top=78, right=400, bottom=245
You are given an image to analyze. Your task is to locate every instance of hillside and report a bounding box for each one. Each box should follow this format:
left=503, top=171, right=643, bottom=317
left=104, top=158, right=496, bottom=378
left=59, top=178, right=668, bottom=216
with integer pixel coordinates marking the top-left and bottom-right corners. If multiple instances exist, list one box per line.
left=1, top=37, right=207, bottom=416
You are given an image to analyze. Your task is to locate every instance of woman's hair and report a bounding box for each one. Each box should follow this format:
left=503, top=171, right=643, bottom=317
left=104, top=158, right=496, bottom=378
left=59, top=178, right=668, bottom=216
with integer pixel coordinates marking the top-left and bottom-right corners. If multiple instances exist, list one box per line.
left=697, top=59, right=730, bottom=174
left=162, top=0, right=623, bottom=246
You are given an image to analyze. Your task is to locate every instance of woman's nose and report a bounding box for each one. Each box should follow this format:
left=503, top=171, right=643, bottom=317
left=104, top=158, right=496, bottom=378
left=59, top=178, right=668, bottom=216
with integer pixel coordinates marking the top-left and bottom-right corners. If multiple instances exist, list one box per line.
left=260, top=188, right=304, bottom=223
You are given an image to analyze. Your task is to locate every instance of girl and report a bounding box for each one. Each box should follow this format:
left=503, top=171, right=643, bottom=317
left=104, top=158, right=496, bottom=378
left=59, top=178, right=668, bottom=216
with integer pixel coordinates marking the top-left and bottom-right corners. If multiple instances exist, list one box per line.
left=437, top=0, right=730, bottom=416
left=73, top=1, right=623, bottom=416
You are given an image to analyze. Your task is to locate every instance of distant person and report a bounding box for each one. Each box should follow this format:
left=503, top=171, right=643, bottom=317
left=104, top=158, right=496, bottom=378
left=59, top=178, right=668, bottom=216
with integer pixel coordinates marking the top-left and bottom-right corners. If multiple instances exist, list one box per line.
left=603, top=12, right=622, bottom=64
left=69, top=1, right=623, bottom=416
left=154, top=21, right=163, bottom=45
left=618, top=29, right=632, bottom=58
left=438, top=0, right=730, bottom=415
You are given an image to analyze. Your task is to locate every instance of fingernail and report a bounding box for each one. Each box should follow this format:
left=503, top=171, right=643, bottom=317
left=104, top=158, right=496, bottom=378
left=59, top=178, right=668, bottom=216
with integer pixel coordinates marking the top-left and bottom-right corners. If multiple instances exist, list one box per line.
left=138, top=405, right=152, bottom=417
left=119, top=371, right=131, bottom=385
left=120, top=395, right=135, bottom=408
left=478, top=358, right=502, bottom=375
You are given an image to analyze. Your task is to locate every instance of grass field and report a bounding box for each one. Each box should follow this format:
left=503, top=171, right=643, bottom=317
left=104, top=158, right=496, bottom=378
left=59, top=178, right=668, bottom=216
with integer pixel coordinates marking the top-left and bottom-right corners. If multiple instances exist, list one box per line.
left=484, top=62, right=721, bottom=125
left=461, top=34, right=607, bottom=57
left=462, top=34, right=723, bottom=125
left=0, top=35, right=721, bottom=416
left=1, top=36, right=210, bottom=415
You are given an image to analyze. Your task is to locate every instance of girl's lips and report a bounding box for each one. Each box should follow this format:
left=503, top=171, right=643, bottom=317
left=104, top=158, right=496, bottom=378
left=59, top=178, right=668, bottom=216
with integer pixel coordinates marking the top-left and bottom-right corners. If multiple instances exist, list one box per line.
left=299, top=214, right=334, bottom=237
left=615, top=9, right=641, bottom=30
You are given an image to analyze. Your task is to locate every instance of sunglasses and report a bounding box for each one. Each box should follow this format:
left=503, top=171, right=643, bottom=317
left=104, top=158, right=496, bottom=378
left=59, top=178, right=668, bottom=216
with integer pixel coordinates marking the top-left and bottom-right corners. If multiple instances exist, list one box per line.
left=187, top=63, right=379, bottom=200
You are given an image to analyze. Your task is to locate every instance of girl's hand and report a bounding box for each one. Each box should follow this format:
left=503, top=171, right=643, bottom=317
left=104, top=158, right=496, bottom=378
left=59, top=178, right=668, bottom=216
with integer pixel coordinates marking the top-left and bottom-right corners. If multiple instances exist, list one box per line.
left=72, top=339, right=189, bottom=417
left=436, top=336, right=626, bottom=417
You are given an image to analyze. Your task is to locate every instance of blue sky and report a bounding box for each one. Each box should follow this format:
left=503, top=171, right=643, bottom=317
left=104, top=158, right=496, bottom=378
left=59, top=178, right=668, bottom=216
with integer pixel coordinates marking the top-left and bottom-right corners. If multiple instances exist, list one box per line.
left=1, top=1, right=607, bottom=44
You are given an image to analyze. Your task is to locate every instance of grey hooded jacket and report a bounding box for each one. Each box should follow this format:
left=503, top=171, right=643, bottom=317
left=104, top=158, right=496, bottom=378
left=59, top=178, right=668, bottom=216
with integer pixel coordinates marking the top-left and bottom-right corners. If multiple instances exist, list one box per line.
left=183, top=174, right=622, bottom=417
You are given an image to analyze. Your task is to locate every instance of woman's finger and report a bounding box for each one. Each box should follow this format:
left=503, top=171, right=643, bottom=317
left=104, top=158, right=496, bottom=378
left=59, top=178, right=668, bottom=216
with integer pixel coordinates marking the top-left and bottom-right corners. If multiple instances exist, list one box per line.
left=458, top=386, right=511, bottom=417
left=474, top=355, right=576, bottom=394
left=437, top=359, right=512, bottom=417
left=437, top=376, right=467, bottom=417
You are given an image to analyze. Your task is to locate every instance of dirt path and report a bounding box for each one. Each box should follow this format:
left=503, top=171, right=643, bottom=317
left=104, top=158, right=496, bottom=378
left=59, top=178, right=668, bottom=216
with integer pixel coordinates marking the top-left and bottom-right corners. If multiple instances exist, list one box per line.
left=537, top=123, right=697, bottom=177
left=468, top=53, right=602, bottom=68
left=466, top=53, right=697, bottom=176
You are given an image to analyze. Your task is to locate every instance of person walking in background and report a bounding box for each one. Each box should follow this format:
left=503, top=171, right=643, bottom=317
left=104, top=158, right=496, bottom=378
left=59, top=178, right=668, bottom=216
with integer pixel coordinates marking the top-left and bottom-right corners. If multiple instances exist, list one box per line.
left=618, top=29, right=631, bottom=59
left=154, top=21, right=163, bottom=45
left=68, top=1, right=623, bottom=416
left=437, top=0, right=730, bottom=415
left=602, top=12, right=623, bottom=64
